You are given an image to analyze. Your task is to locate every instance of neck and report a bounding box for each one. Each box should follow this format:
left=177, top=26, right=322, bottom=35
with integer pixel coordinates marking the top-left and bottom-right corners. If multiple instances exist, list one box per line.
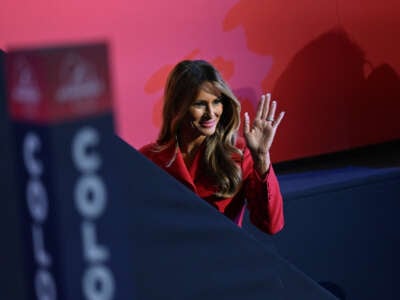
left=178, top=132, right=205, bottom=155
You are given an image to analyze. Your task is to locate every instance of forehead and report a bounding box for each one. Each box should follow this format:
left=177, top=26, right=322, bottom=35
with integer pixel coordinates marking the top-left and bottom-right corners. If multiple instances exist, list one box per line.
left=195, top=82, right=221, bottom=100
left=195, top=89, right=220, bottom=102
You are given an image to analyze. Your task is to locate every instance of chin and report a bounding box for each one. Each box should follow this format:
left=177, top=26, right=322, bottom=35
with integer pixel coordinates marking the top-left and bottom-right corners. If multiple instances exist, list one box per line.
left=202, top=126, right=218, bottom=136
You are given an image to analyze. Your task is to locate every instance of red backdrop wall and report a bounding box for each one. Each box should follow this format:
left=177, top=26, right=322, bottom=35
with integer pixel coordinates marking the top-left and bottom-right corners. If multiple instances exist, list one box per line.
left=1, top=0, right=400, bottom=162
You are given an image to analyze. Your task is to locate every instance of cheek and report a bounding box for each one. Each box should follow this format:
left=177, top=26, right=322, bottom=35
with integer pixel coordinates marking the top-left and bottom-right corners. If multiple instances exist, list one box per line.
left=217, top=105, right=224, bottom=116
left=188, top=108, right=203, bottom=121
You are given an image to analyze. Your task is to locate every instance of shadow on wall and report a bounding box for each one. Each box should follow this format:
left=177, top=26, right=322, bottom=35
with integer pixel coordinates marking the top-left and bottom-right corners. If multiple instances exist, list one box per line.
left=272, top=27, right=400, bottom=161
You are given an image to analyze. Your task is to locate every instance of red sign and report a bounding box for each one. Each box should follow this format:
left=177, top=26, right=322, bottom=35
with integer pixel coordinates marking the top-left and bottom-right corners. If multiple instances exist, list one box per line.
left=6, top=43, right=112, bottom=123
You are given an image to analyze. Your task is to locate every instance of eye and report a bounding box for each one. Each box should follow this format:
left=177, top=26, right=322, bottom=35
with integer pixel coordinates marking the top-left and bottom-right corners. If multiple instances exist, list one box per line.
left=213, top=98, right=223, bottom=105
left=192, top=101, right=205, bottom=107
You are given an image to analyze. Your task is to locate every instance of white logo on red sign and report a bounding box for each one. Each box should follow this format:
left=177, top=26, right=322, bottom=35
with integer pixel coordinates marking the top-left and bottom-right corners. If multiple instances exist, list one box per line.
left=56, top=53, right=104, bottom=102
left=12, top=58, right=41, bottom=104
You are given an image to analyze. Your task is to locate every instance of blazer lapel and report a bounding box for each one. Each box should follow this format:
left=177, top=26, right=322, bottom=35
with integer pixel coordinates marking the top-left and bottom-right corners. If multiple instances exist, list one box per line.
left=156, top=143, right=196, bottom=192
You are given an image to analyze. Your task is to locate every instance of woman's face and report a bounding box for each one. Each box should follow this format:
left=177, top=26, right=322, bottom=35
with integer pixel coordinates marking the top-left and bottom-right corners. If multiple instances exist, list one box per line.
left=185, top=87, right=224, bottom=138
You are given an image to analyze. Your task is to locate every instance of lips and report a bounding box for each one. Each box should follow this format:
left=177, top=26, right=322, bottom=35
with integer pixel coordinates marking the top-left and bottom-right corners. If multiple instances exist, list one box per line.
left=200, top=120, right=217, bottom=128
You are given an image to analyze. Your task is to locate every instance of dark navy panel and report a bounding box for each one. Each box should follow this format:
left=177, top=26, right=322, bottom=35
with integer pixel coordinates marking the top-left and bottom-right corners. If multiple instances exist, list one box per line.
left=0, top=50, right=27, bottom=300
left=47, top=114, right=137, bottom=300
left=245, top=167, right=400, bottom=300
left=12, top=121, right=78, bottom=300
left=108, top=136, right=337, bottom=300
left=10, top=114, right=138, bottom=300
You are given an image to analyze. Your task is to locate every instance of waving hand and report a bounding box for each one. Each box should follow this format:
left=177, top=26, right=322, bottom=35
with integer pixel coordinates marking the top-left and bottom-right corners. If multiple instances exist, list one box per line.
left=244, top=93, right=285, bottom=175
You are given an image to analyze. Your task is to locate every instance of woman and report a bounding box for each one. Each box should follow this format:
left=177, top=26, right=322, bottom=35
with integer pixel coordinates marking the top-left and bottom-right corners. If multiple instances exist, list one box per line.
left=140, top=60, right=285, bottom=234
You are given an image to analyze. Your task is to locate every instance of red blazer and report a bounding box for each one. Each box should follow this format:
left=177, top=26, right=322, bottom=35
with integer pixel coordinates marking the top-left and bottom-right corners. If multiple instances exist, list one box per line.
left=140, top=138, right=284, bottom=234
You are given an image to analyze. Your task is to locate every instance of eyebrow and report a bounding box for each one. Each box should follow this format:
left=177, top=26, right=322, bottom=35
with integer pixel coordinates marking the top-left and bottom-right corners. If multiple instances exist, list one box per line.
left=194, top=96, right=222, bottom=102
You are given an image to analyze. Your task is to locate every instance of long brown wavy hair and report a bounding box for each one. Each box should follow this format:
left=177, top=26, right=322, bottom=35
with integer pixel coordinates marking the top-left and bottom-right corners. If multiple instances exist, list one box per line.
left=157, top=60, right=243, bottom=197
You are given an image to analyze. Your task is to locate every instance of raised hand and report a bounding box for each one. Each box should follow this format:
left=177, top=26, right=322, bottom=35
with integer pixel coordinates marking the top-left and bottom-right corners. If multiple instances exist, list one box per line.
left=244, top=93, right=285, bottom=174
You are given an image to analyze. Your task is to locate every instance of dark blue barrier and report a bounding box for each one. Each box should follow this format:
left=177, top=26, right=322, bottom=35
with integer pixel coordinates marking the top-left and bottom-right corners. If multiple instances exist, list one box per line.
left=108, top=135, right=338, bottom=300
left=0, top=49, right=28, bottom=300
left=244, top=166, right=400, bottom=300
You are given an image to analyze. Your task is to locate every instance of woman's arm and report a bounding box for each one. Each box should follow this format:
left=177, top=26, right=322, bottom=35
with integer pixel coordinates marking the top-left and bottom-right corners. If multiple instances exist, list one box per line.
left=241, top=92, right=285, bottom=234
left=241, top=147, right=284, bottom=234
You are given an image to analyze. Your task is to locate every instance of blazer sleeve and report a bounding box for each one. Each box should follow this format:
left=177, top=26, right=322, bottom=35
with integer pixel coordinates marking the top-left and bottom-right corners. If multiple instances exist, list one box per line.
left=241, top=146, right=285, bottom=234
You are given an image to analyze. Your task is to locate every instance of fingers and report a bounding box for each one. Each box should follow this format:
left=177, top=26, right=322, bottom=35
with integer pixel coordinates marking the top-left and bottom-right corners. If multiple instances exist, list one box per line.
left=273, top=111, right=285, bottom=128
left=244, top=112, right=250, bottom=134
left=261, top=93, right=271, bottom=120
left=254, top=92, right=285, bottom=127
left=255, top=94, right=265, bottom=120
left=266, top=100, right=276, bottom=122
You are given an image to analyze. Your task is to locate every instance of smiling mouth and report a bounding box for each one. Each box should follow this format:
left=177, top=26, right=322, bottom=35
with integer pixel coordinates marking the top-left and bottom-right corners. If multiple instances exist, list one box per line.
left=200, top=120, right=217, bottom=128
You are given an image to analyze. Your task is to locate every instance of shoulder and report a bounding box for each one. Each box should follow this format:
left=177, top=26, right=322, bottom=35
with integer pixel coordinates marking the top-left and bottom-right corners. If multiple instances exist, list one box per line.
left=139, top=142, right=158, bottom=156
left=139, top=142, right=175, bottom=166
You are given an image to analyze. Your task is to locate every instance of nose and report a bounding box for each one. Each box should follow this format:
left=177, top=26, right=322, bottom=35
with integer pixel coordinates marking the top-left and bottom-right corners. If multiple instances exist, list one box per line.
left=205, top=103, right=214, bottom=117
